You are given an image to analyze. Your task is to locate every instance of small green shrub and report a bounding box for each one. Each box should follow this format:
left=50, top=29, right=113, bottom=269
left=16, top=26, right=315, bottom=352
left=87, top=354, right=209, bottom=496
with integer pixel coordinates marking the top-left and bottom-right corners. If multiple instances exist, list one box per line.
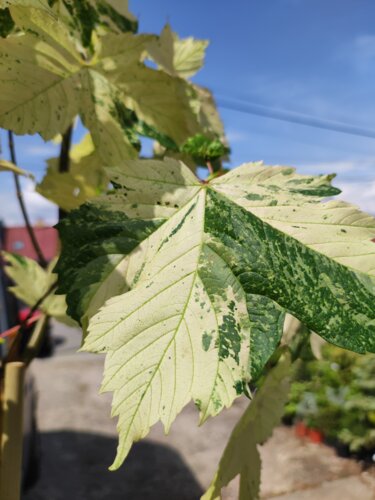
left=286, top=343, right=375, bottom=453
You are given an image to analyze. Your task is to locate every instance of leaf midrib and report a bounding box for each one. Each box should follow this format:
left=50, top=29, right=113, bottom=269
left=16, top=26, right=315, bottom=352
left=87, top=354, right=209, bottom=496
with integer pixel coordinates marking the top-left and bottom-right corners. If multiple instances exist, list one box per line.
left=112, top=190, right=207, bottom=463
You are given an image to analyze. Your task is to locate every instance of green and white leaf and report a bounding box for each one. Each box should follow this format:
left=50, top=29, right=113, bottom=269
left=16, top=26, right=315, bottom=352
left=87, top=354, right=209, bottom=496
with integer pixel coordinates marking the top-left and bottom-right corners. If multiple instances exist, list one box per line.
left=48, top=0, right=137, bottom=47
left=37, top=134, right=108, bottom=210
left=148, top=23, right=209, bottom=79
left=105, top=0, right=135, bottom=20
left=109, top=61, right=201, bottom=146
left=0, top=159, right=34, bottom=178
left=211, top=162, right=375, bottom=277
left=0, top=7, right=14, bottom=38
left=3, top=252, right=74, bottom=325
left=202, top=352, right=291, bottom=500
left=193, top=84, right=226, bottom=140
left=0, top=0, right=49, bottom=9
left=100, top=0, right=137, bottom=29
left=57, top=159, right=375, bottom=469
left=0, top=6, right=201, bottom=162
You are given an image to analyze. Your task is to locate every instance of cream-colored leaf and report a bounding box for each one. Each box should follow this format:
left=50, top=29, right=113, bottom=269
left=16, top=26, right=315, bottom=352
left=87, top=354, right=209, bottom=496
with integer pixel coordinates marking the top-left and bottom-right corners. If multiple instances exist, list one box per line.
left=0, top=0, right=49, bottom=10
left=79, top=69, right=138, bottom=162
left=310, top=332, right=326, bottom=360
left=57, top=159, right=375, bottom=471
left=85, top=188, right=251, bottom=469
left=173, top=33, right=209, bottom=79
left=282, top=313, right=305, bottom=345
left=53, top=0, right=137, bottom=43
left=211, top=162, right=375, bottom=276
left=203, top=353, right=291, bottom=500
left=148, top=24, right=208, bottom=79
left=0, top=30, right=81, bottom=140
left=60, top=158, right=202, bottom=326
left=2, top=252, right=74, bottom=325
left=105, top=0, right=136, bottom=23
left=0, top=159, right=34, bottom=178
left=1, top=8, right=199, bottom=157
left=37, top=134, right=108, bottom=211
left=0, top=13, right=142, bottom=161
left=0, top=13, right=145, bottom=159
left=115, top=64, right=201, bottom=145
left=10, top=4, right=80, bottom=58
left=147, top=24, right=175, bottom=74
left=193, top=84, right=226, bottom=139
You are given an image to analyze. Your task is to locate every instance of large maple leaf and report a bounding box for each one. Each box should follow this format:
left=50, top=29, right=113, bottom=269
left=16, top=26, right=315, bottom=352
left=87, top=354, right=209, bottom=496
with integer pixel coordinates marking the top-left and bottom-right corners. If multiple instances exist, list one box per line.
left=56, top=158, right=375, bottom=468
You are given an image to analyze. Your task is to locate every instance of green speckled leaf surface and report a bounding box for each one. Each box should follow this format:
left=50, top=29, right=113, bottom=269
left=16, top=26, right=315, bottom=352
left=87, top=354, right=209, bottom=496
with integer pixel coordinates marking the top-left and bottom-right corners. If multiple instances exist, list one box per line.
left=56, top=159, right=375, bottom=469
left=0, top=0, right=48, bottom=9
left=0, top=6, right=201, bottom=161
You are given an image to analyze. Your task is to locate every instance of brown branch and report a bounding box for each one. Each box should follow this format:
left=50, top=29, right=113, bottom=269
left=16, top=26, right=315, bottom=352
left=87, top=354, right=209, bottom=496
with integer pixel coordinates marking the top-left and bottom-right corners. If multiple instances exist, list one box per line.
left=8, top=131, right=48, bottom=267
left=58, top=124, right=73, bottom=220
left=21, top=281, right=57, bottom=327
left=24, top=314, right=48, bottom=366
left=206, top=160, right=214, bottom=176
left=5, top=281, right=57, bottom=363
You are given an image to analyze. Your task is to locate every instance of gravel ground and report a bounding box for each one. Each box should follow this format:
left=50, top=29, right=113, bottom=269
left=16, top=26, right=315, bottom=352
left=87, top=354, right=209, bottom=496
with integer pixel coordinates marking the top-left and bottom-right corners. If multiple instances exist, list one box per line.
left=22, top=322, right=375, bottom=500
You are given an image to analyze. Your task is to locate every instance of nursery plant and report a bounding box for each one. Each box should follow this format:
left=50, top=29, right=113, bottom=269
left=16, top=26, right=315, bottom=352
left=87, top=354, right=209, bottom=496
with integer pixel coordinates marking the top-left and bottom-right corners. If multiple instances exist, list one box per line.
left=0, top=1, right=375, bottom=499
left=285, top=342, right=375, bottom=456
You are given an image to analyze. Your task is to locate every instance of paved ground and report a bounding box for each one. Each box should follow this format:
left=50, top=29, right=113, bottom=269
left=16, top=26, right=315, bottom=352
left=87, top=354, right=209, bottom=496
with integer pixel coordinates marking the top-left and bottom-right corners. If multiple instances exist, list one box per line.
left=23, top=322, right=375, bottom=500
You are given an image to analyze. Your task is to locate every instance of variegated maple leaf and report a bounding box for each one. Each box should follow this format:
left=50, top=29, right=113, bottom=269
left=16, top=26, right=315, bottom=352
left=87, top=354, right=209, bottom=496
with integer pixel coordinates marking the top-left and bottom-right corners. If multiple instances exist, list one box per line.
left=0, top=4, right=201, bottom=162
left=56, top=158, right=375, bottom=469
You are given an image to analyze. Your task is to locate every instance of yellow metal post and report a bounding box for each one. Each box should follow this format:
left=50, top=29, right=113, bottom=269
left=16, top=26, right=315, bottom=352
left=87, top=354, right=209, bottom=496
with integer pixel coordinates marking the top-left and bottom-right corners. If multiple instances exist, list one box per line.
left=0, top=362, right=25, bottom=500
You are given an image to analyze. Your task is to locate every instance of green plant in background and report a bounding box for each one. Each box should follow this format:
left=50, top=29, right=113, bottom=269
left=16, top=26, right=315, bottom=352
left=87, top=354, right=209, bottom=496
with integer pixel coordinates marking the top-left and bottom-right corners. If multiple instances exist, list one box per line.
left=0, top=1, right=375, bottom=499
left=285, top=342, right=375, bottom=454
left=181, top=133, right=230, bottom=170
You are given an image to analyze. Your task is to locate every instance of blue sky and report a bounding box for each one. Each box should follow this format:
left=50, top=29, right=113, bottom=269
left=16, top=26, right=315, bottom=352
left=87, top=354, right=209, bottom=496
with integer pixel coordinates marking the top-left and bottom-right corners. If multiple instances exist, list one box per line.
left=1, top=0, right=375, bottom=224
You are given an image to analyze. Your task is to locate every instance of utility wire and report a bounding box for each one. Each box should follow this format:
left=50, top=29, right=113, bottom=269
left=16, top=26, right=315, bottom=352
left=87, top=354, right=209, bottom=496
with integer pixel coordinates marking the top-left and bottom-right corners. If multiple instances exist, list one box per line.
left=216, top=96, right=375, bottom=140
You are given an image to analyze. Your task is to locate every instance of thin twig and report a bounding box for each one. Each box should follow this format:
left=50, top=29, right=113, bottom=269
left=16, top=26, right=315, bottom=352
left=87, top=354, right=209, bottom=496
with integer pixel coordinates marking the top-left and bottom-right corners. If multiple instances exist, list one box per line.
left=21, top=281, right=57, bottom=327
left=5, top=281, right=57, bottom=363
left=206, top=160, right=214, bottom=175
left=8, top=131, right=47, bottom=267
left=58, top=124, right=73, bottom=220
left=24, top=314, right=48, bottom=366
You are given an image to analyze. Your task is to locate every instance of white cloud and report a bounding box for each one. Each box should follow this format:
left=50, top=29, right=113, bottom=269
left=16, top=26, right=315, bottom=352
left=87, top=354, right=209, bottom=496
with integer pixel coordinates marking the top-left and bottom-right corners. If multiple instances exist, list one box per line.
left=336, top=179, right=375, bottom=214
left=0, top=179, right=57, bottom=226
left=296, top=157, right=375, bottom=181
left=22, top=144, right=58, bottom=157
left=338, top=35, right=375, bottom=73
left=226, top=129, right=251, bottom=143
left=293, top=158, right=375, bottom=213
left=299, top=160, right=358, bottom=174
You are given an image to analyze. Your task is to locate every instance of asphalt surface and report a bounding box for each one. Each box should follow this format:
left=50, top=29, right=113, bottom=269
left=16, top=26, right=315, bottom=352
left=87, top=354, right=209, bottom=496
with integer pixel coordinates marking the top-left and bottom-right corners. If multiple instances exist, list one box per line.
left=23, top=322, right=375, bottom=500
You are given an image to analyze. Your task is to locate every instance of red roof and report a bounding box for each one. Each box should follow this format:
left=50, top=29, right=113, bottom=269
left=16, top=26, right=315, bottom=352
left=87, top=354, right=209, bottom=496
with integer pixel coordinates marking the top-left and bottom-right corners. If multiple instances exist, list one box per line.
left=3, top=226, right=59, bottom=262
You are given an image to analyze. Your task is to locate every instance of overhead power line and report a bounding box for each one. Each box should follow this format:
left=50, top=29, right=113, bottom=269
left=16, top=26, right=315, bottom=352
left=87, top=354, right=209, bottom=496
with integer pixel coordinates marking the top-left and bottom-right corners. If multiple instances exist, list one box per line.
left=216, top=96, right=375, bottom=140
